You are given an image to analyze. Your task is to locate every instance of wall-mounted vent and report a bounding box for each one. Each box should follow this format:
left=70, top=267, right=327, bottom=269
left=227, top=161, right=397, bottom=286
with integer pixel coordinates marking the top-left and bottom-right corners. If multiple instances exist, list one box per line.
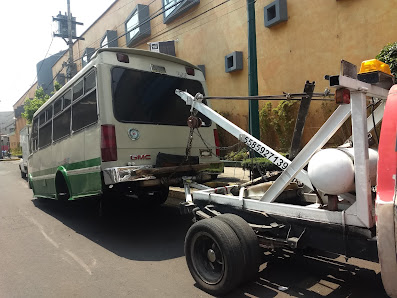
left=225, top=51, right=243, bottom=73
left=264, top=0, right=288, bottom=28
left=149, top=41, right=176, bottom=56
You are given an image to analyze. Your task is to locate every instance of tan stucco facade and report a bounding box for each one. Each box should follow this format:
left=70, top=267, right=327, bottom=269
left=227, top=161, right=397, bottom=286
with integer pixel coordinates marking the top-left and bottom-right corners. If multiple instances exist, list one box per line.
left=47, top=0, right=397, bottom=148
left=10, top=83, right=37, bottom=150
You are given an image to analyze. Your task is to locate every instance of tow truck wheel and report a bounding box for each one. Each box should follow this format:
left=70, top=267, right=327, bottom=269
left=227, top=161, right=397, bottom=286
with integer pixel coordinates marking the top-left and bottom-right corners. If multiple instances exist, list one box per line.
left=185, top=218, right=245, bottom=296
left=216, top=214, right=261, bottom=282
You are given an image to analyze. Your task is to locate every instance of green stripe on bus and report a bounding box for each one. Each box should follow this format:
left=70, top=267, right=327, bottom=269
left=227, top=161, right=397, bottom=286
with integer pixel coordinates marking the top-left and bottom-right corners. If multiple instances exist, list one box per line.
left=31, top=157, right=101, bottom=177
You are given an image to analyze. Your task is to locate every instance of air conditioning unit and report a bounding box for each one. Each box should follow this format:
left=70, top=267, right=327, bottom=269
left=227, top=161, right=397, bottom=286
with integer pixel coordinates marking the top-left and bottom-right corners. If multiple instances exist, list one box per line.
left=149, top=41, right=176, bottom=56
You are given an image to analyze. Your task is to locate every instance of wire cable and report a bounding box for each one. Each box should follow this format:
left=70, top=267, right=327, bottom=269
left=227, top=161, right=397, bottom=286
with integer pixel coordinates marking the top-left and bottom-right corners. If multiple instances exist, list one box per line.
left=30, top=35, right=54, bottom=87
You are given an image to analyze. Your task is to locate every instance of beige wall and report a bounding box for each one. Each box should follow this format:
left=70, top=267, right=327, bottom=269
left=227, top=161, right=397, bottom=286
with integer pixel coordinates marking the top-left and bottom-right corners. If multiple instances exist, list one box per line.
left=51, top=0, right=397, bottom=148
left=10, top=83, right=37, bottom=150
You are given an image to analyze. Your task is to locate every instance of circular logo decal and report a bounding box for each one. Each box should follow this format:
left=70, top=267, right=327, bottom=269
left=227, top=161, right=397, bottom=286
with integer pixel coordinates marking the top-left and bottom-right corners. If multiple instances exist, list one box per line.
left=128, top=128, right=140, bottom=140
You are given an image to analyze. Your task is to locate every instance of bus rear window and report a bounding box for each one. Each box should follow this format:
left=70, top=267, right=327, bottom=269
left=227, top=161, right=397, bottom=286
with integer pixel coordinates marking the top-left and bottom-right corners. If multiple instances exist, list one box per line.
left=111, top=67, right=211, bottom=126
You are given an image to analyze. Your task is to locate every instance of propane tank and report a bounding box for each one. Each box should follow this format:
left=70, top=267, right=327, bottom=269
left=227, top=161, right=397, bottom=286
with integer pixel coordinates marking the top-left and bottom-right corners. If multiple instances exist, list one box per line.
left=307, top=148, right=378, bottom=195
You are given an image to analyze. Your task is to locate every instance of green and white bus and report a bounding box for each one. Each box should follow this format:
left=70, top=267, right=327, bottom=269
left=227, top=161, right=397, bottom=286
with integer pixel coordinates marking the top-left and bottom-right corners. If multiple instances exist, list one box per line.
left=28, top=48, right=223, bottom=204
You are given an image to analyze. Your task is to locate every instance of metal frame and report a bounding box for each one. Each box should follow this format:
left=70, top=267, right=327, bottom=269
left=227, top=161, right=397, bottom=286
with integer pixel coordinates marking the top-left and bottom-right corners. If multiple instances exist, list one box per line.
left=176, top=73, right=389, bottom=229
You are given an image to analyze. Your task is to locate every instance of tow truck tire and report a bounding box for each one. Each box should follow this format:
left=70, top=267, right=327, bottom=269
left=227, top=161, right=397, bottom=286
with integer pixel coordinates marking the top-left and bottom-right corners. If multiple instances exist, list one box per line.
left=216, top=214, right=261, bottom=282
left=21, top=171, right=27, bottom=179
left=185, top=218, right=245, bottom=296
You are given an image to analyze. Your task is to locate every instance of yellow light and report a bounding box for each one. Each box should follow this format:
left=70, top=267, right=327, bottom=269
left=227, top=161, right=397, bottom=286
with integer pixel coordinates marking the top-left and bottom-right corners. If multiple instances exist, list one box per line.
left=359, top=59, right=392, bottom=75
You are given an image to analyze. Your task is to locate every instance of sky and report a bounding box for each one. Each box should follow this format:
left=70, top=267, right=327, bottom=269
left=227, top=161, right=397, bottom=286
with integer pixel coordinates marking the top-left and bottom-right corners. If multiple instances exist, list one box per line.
left=0, top=0, right=116, bottom=112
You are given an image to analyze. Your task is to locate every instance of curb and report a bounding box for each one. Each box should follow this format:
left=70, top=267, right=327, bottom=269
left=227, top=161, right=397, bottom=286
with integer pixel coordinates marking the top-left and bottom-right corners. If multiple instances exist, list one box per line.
left=221, top=160, right=243, bottom=168
left=0, top=158, right=20, bottom=162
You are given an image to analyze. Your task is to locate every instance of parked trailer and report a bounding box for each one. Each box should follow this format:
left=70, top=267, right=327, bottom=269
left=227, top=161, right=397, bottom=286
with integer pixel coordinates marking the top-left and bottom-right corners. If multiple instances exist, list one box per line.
left=177, top=59, right=397, bottom=296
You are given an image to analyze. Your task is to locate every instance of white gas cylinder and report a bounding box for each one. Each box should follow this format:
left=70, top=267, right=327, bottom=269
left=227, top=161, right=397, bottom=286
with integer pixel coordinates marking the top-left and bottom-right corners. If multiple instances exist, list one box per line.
left=307, top=148, right=378, bottom=195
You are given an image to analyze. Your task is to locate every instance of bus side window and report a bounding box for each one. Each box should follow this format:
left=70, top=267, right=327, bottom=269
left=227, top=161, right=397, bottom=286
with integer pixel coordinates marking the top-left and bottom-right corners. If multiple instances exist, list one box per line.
left=72, top=71, right=98, bottom=132
left=64, top=90, right=72, bottom=108
left=53, top=107, right=71, bottom=141
left=46, top=107, right=52, bottom=121
left=39, top=112, right=46, bottom=127
left=84, top=71, right=96, bottom=93
left=73, top=80, right=83, bottom=101
left=54, top=98, right=62, bottom=115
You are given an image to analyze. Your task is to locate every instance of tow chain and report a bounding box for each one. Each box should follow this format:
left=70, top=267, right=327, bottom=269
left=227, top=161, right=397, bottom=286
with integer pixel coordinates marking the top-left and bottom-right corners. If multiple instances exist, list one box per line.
left=185, top=126, right=195, bottom=160
left=185, top=100, right=200, bottom=161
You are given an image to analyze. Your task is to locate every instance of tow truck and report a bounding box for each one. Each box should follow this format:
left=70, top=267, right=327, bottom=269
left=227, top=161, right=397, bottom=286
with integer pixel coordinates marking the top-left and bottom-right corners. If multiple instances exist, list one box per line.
left=175, top=59, right=397, bottom=296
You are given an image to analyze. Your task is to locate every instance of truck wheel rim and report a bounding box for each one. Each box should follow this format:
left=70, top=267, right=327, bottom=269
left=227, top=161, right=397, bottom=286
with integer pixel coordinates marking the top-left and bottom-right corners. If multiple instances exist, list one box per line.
left=191, top=232, right=224, bottom=285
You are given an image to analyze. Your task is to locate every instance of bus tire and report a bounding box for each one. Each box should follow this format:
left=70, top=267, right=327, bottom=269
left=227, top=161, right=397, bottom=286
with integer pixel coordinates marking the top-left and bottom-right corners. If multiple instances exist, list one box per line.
left=215, top=214, right=261, bottom=282
left=185, top=218, right=244, bottom=296
left=55, top=172, right=70, bottom=201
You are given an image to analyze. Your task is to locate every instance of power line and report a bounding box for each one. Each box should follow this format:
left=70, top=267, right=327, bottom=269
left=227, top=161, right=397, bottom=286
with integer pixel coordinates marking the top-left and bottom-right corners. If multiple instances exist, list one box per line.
left=134, top=0, right=231, bottom=47
left=56, top=0, right=233, bottom=77
left=30, top=35, right=55, bottom=87
left=71, top=0, right=175, bottom=60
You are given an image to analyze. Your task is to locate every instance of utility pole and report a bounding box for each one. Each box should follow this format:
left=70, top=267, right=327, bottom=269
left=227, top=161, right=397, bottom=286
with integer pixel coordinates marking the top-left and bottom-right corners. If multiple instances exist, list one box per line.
left=53, top=0, right=84, bottom=80
left=66, top=0, right=74, bottom=80
left=247, top=0, right=260, bottom=141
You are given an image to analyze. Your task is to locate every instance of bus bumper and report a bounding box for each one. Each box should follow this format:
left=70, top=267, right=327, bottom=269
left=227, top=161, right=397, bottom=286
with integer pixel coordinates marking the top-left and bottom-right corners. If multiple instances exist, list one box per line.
left=102, top=162, right=224, bottom=185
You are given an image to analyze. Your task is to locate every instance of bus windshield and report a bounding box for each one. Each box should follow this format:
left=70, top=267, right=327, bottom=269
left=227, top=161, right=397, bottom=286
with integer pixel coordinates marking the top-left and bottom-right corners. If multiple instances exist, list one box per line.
left=111, top=67, right=211, bottom=126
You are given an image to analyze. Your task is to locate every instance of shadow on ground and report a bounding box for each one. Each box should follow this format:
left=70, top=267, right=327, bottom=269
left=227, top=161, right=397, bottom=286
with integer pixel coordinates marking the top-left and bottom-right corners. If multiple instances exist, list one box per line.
left=224, top=249, right=387, bottom=298
left=32, top=196, right=192, bottom=262
left=33, top=197, right=387, bottom=297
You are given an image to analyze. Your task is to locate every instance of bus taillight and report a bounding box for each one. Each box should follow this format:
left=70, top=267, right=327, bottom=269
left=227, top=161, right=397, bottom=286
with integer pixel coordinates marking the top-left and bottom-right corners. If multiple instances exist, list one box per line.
left=213, top=129, right=220, bottom=157
left=101, top=125, right=117, bottom=162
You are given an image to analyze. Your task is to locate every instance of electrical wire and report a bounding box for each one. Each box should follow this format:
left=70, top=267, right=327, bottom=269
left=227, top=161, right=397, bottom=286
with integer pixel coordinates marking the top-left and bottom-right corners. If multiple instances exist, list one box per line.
left=72, top=0, right=228, bottom=63
left=52, top=0, right=236, bottom=82
left=30, top=35, right=55, bottom=87
left=72, top=0, right=186, bottom=61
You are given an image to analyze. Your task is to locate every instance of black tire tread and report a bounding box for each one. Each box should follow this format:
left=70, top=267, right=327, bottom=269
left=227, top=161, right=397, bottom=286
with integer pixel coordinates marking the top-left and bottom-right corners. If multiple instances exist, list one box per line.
left=185, top=218, right=244, bottom=296
left=215, top=214, right=261, bottom=282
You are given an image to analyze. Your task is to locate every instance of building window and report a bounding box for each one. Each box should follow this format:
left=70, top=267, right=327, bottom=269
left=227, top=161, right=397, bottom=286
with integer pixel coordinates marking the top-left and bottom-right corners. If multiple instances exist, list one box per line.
left=127, top=11, right=139, bottom=40
left=124, top=4, right=151, bottom=47
left=100, top=30, right=118, bottom=48
left=101, top=36, right=108, bottom=48
left=162, top=0, right=200, bottom=24
left=82, top=48, right=95, bottom=67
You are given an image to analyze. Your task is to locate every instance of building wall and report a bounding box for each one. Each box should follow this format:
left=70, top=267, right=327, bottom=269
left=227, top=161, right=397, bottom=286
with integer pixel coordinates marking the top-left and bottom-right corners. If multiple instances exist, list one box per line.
left=0, top=112, right=14, bottom=135
left=10, top=83, right=37, bottom=150
left=51, top=0, right=397, bottom=148
left=37, top=51, right=66, bottom=95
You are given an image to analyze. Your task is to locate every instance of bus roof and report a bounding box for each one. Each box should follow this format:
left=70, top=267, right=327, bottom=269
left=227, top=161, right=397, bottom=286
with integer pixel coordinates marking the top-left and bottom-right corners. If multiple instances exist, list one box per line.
left=94, top=48, right=200, bottom=70
left=33, top=48, right=201, bottom=118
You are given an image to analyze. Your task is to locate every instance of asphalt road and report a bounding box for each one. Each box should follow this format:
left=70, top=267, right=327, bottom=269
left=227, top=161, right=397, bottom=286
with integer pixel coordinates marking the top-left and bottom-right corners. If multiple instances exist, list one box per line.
left=0, top=160, right=389, bottom=297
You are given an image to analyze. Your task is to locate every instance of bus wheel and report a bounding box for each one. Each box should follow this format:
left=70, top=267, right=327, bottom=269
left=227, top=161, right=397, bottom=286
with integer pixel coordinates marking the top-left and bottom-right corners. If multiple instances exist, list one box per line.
left=143, top=185, right=169, bottom=205
left=216, top=214, right=261, bottom=282
left=55, top=173, right=70, bottom=201
left=185, top=218, right=244, bottom=296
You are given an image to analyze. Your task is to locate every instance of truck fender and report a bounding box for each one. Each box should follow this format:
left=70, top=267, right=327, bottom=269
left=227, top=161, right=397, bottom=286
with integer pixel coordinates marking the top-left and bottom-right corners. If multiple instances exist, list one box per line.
left=55, top=166, right=72, bottom=198
left=376, top=84, right=397, bottom=297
